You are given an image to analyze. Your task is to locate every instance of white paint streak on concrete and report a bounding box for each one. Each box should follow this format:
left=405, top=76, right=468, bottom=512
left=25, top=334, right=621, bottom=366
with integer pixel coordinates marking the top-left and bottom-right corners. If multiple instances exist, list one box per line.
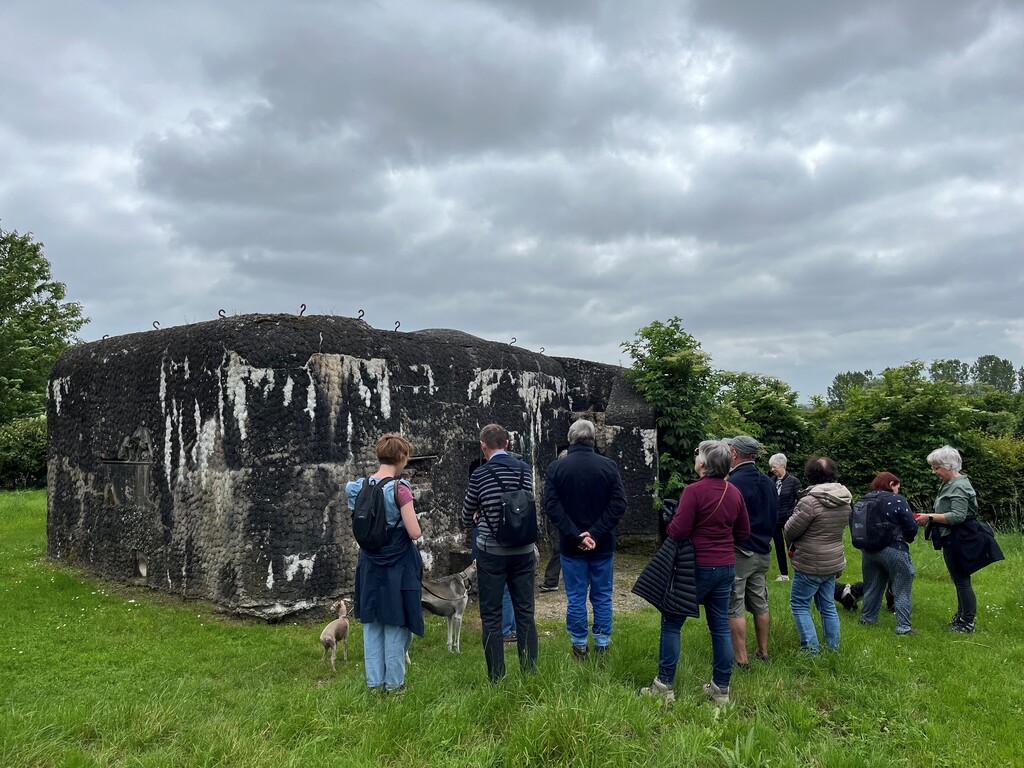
left=641, top=428, right=658, bottom=467
left=284, top=553, right=316, bottom=582
left=283, top=376, right=294, bottom=407
left=517, top=371, right=568, bottom=466
left=266, top=562, right=274, bottom=590
left=49, top=376, right=72, bottom=414
left=224, top=351, right=278, bottom=442
left=410, top=364, right=437, bottom=395
left=183, top=357, right=190, bottom=380
left=257, top=599, right=317, bottom=618
left=164, top=411, right=173, bottom=487
left=468, top=368, right=504, bottom=405
left=196, top=413, right=218, bottom=488
left=176, top=400, right=186, bottom=485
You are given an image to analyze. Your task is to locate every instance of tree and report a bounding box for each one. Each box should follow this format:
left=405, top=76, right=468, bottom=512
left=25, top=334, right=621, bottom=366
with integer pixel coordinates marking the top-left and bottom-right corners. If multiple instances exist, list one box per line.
left=816, top=363, right=972, bottom=507
left=0, top=225, right=88, bottom=423
left=621, top=317, right=715, bottom=498
left=826, top=369, right=875, bottom=407
left=929, top=358, right=970, bottom=385
left=971, top=355, right=1016, bottom=392
left=708, top=371, right=810, bottom=461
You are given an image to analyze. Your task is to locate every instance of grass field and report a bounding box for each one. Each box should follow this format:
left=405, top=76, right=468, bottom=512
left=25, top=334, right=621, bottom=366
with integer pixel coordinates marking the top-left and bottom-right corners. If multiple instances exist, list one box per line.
left=2, top=489, right=1022, bottom=767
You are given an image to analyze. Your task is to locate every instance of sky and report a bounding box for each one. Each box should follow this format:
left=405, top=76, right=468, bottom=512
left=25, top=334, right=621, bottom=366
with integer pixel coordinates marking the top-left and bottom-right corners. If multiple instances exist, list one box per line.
left=2, top=0, right=1022, bottom=401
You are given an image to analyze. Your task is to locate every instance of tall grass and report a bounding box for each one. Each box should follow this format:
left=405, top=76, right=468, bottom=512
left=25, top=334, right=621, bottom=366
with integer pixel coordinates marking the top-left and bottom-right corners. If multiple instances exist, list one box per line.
left=2, top=489, right=1022, bottom=767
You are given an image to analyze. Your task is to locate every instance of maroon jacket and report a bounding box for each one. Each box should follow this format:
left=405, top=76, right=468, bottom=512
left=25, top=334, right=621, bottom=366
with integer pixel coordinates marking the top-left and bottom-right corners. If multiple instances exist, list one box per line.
left=668, top=476, right=751, bottom=566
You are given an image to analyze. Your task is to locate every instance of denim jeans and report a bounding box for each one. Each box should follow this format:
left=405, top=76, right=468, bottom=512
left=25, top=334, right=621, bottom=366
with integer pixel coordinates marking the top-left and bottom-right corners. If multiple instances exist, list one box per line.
left=561, top=554, right=614, bottom=649
left=658, top=565, right=735, bottom=688
left=502, top=586, right=516, bottom=636
left=477, top=549, right=538, bottom=681
left=789, top=571, right=840, bottom=652
left=363, top=622, right=411, bottom=691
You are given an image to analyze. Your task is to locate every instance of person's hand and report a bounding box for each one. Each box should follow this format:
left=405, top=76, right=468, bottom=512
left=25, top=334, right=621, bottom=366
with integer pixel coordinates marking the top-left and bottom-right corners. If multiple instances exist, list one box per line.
left=579, top=532, right=596, bottom=551
left=914, top=513, right=929, bottom=524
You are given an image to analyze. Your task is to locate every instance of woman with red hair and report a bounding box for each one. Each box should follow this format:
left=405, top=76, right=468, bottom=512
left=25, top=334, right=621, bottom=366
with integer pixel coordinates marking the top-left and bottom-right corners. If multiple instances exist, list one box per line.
left=858, top=472, right=919, bottom=635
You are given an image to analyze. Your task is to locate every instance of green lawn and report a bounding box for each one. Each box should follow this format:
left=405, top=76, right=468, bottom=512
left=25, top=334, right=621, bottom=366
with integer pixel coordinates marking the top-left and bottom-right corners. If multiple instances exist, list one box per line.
left=2, top=489, right=1022, bottom=767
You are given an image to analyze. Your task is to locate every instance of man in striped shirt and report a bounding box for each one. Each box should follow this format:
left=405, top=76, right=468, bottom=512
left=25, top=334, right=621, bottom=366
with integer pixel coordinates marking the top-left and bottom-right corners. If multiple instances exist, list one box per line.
left=461, top=423, right=539, bottom=682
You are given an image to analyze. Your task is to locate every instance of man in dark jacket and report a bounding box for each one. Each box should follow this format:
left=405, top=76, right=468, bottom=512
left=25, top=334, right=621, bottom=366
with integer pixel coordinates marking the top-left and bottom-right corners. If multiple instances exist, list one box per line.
left=461, top=423, right=538, bottom=682
left=544, top=419, right=627, bottom=658
left=726, top=435, right=779, bottom=668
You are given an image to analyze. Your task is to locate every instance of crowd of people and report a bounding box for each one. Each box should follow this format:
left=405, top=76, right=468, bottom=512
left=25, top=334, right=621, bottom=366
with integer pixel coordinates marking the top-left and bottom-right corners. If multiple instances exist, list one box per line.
left=344, top=423, right=994, bottom=702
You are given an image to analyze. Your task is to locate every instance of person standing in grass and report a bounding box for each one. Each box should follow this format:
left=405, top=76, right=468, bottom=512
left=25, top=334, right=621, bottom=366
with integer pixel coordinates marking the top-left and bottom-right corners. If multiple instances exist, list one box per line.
left=726, top=436, right=779, bottom=668
left=784, top=456, right=850, bottom=654
left=919, top=446, right=981, bottom=634
left=639, top=440, right=749, bottom=706
left=543, top=419, right=627, bottom=660
left=858, top=472, right=919, bottom=635
left=461, top=423, right=539, bottom=682
left=347, top=433, right=423, bottom=693
left=768, top=453, right=801, bottom=582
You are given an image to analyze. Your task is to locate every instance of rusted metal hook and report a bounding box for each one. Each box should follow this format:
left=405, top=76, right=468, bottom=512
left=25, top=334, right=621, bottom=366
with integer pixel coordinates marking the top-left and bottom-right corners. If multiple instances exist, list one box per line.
left=539, top=346, right=545, bottom=354
left=218, top=309, right=226, bottom=319
left=152, top=321, right=160, bottom=330
left=509, top=337, right=516, bottom=345
left=394, top=320, right=401, bottom=331
left=299, top=303, right=306, bottom=317
left=357, top=308, right=365, bottom=320
left=102, top=334, right=109, bottom=340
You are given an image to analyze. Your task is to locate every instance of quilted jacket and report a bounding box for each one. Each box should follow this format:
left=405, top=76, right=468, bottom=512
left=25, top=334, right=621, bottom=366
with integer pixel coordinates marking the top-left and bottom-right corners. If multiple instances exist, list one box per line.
left=631, top=537, right=699, bottom=620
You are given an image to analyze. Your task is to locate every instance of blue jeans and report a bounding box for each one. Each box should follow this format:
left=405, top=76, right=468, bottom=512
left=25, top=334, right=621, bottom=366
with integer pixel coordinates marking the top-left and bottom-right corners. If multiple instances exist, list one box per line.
left=561, top=554, right=614, bottom=649
left=502, top=587, right=516, bottom=636
left=363, top=622, right=411, bottom=691
left=658, top=565, right=734, bottom=688
left=789, top=571, right=840, bottom=653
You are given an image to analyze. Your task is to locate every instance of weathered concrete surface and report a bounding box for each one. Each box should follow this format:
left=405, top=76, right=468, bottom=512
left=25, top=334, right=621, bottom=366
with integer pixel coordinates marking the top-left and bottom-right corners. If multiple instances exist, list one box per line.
left=47, top=315, right=657, bottom=618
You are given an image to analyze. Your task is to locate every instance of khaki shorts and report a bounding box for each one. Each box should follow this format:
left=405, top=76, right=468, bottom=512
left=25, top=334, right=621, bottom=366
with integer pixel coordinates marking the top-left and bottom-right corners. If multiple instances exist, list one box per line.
left=729, top=550, right=770, bottom=618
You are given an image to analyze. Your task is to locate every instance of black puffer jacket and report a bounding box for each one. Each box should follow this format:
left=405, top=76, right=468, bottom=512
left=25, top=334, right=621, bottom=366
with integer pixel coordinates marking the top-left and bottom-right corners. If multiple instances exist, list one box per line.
left=631, top=538, right=699, bottom=620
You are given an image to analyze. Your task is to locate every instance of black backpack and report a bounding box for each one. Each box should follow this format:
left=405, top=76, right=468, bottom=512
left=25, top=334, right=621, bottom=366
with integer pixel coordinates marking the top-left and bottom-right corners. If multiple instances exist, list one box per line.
left=850, top=491, right=890, bottom=552
left=484, top=464, right=538, bottom=547
left=351, top=477, right=399, bottom=552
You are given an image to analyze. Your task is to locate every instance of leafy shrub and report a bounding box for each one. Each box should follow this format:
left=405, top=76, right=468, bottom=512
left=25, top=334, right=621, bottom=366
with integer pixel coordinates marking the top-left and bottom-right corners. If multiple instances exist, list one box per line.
left=0, top=415, right=47, bottom=488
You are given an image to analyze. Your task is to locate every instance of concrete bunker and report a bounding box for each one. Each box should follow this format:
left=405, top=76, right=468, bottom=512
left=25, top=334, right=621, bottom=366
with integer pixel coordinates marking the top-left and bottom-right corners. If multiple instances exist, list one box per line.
left=47, top=315, right=658, bottom=618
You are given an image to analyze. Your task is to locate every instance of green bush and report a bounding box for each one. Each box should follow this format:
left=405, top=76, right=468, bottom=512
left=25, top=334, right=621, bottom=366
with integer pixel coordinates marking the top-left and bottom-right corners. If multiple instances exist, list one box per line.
left=0, top=416, right=47, bottom=489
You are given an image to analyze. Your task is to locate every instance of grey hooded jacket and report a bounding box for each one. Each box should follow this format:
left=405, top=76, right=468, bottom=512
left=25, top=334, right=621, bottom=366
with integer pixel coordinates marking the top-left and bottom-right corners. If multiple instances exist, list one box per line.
left=784, top=482, right=852, bottom=576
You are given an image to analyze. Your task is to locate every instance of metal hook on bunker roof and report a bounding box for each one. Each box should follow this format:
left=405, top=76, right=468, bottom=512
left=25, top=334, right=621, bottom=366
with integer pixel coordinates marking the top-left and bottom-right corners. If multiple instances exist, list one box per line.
left=218, top=309, right=226, bottom=319
left=299, top=303, right=306, bottom=317
left=102, top=335, right=109, bottom=340
left=152, top=321, right=160, bottom=330
left=357, top=308, right=365, bottom=320
left=394, top=320, right=401, bottom=331
left=509, top=337, right=516, bottom=345
left=539, top=346, right=545, bottom=354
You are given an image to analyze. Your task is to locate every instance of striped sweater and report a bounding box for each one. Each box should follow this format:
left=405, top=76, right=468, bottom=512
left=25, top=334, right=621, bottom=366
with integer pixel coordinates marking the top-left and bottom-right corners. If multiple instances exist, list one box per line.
left=461, top=452, right=536, bottom=555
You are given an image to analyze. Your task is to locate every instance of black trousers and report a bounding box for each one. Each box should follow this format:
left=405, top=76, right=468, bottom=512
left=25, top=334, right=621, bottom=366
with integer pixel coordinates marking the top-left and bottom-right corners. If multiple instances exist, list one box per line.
left=477, top=549, right=538, bottom=681
left=542, top=535, right=561, bottom=588
left=772, top=520, right=789, bottom=576
left=943, top=546, right=977, bottom=622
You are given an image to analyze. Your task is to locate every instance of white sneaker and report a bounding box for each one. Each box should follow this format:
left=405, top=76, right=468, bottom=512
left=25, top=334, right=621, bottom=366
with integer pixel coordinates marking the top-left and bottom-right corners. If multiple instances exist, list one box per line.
left=703, top=681, right=730, bottom=706
left=638, top=676, right=675, bottom=704
left=775, top=575, right=790, bottom=582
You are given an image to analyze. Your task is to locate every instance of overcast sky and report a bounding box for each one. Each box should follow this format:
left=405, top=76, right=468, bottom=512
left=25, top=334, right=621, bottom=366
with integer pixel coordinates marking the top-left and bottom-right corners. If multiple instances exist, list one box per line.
left=2, top=0, right=1022, bottom=400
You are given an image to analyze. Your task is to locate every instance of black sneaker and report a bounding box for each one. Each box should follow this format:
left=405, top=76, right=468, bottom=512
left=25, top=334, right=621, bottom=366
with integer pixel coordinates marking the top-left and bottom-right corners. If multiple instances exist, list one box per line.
left=572, top=644, right=589, bottom=660
left=951, top=620, right=975, bottom=634
left=539, top=585, right=558, bottom=593
left=503, top=632, right=518, bottom=644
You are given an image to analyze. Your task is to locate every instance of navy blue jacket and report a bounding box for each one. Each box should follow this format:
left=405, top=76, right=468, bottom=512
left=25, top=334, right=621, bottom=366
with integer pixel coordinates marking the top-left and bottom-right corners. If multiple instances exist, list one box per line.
left=543, top=444, right=627, bottom=559
left=729, top=461, right=779, bottom=554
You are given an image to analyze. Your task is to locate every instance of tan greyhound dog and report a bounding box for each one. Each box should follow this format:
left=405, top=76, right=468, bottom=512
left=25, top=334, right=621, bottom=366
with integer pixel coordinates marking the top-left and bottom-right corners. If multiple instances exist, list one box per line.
left=421, top=562, right=477, bottom=652
left=319, top=598, right=349, bottom=670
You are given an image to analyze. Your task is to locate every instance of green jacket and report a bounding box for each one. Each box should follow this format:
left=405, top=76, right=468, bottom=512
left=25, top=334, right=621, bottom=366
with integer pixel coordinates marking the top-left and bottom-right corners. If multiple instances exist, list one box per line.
left=933, top=475, right=978, bottom=535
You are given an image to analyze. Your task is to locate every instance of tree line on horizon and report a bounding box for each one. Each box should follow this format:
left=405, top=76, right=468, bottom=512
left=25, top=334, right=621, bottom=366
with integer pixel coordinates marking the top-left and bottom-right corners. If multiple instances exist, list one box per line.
left=623, top=317, right=1024, bottom=533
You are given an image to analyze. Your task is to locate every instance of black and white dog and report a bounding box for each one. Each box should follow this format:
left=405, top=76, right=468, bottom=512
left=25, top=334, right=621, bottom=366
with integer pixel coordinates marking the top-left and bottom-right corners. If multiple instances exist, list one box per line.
left=834, top=581, right=865, bottom=611
left=834, top=580, right=896, bottom=612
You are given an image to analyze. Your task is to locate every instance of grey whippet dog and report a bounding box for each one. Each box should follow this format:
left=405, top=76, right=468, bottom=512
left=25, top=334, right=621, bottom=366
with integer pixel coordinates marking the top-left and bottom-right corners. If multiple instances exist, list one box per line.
left=420, top=561, right=476, bottom=652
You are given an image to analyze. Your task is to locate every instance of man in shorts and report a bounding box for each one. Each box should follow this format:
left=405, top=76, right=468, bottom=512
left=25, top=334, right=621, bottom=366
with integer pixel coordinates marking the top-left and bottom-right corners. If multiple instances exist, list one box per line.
left=726, top=435, right=779, bottom=669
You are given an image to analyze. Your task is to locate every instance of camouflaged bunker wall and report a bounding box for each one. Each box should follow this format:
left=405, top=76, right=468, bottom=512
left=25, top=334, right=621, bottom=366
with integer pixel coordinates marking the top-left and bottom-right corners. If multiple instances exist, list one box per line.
left=47, top=315, right=658, bottom=618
